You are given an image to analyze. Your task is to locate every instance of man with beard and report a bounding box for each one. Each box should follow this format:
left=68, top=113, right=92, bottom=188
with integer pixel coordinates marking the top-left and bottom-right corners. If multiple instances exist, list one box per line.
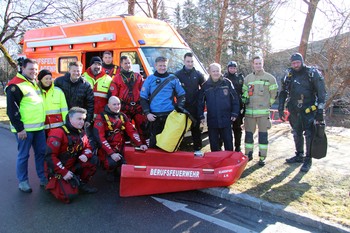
left=279, top=53, right=326, bottom=172
left=83, top=56, right=112, bottom=116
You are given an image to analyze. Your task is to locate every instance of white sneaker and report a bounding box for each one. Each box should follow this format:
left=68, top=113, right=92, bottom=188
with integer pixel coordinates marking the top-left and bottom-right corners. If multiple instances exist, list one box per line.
left=19, top=180, right=32, bottom=193
left=194, top=150, right=204, bottom=157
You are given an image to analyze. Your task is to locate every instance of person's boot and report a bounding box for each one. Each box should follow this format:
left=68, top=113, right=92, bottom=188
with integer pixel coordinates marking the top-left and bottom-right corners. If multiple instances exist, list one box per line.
left=246, top=151, right=253, bottom=161
left=79, top=183, right=98, bottom=194
left=286, top=152, right=304, bottom=163
left=235, top=146, right=241, bottom=152
left=300, top=157, right=312, bottom=172
left=258, top=153, right=266, bottom=166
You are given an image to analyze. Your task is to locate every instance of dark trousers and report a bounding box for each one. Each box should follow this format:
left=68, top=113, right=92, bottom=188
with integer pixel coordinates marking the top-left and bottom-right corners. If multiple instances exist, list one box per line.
left=149, top=115, right=168, bottom=148
left=289, top=110, right=315, bottom=158
left=232, top=115, right=243, bottom=149
left=208, top=126, right=233, bottom=151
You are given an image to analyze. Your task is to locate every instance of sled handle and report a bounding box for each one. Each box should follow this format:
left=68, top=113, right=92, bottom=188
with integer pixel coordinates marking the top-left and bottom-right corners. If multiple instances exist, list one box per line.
left=134, top=166, right=147, bottom=171
left=202, top=168, right=214, bottom=174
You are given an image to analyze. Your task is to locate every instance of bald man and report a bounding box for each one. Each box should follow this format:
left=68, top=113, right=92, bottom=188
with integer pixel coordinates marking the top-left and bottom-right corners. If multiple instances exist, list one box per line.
left=94, top=96, right=147, bottom=181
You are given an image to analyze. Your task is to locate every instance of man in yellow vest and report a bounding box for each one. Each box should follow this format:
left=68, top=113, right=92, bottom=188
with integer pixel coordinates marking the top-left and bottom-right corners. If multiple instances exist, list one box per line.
left=5, top=58, right=47, bottom=193
left=83, top=56, right=112, bottom=150
left=83, top=56, right=112, bottom=117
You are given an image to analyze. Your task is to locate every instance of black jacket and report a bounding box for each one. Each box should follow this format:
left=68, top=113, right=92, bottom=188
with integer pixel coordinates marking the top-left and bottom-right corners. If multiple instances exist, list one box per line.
left=278, top=66, right=326, bottom=112
left=175, top=66, right=205, bottom=111
left=54, top=73, right=94, bottom=123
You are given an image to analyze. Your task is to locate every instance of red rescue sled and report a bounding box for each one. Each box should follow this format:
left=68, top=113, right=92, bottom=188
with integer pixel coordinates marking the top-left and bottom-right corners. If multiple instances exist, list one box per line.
left=120, top=147, right=248, bottom=197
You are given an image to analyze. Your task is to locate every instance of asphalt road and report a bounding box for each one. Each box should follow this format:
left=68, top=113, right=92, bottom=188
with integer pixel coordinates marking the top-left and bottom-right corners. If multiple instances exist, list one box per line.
left=0, top=128, right=321, bottom=233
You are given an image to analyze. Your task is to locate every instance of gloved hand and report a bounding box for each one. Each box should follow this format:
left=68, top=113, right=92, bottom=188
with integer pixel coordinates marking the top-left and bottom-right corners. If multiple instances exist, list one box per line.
left=315, top=109, right=324, bottom=122
left=278, top=109, right=285, bottom=122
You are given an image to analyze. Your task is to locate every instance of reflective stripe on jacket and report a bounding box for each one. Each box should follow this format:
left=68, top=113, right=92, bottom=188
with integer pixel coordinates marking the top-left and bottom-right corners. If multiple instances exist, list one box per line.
left=243, top=71, right=278, bottom=117
left=6, top=73, right=45, bottom=132
left=42, top=85, right=68, bottom=130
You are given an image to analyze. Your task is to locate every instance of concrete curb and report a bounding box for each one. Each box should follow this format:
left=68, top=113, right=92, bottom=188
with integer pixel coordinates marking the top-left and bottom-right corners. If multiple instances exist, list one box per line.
left=0, top=122, right=10, bottom=130
left=201, top=187, right=350, bottom=233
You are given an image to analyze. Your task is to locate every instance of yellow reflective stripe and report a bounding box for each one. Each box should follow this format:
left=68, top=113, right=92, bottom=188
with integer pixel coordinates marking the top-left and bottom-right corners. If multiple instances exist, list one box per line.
left=270, top=98, right=275, bottom=105
left=245, top=109, right=270, bottom=115
left=12, top=122, right=45, bottom=131
left=245, top=143, right=254, bottom=149
left=248, top=80, right=270, bottom=85
left=94, top=92, right=108, bottom=98
left=46, top=109, right=61, bottom=114
left=259, top=144, right=268, bottom=150
left=269, top=84, right=278, bottom=90
left=103, top=114, right=114, bottom=131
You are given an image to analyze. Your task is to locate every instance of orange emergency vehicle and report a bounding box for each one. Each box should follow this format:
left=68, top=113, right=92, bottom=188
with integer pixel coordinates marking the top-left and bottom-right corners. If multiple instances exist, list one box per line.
left=21, top=15, right=207, bottom=78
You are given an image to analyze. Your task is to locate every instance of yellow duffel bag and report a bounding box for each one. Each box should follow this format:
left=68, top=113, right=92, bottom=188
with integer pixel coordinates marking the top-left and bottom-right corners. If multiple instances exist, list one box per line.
left=156, top=110, right=192, bottom=152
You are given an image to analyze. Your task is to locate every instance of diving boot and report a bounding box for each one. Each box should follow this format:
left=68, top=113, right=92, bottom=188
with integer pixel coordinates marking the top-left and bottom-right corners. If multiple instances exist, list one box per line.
left=300, top=157, right=312, bottom=172
left=286, top=152, right=304, bottom=163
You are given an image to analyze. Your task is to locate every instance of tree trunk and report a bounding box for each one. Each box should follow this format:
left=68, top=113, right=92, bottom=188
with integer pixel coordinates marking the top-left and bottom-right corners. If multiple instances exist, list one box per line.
left=0, top=43, right=17, bottom=70
left=215, top=0, right=229, bottom=63
left=128, top=0, right=136, bottom=15
left=299, top=0, right=320, bottom=59
left=152, top=0, right=158, bottom=18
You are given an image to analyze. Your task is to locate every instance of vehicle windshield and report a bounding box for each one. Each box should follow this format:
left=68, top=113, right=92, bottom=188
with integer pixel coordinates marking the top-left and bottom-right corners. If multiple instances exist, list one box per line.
left=140, top=47, right=207, bottom=75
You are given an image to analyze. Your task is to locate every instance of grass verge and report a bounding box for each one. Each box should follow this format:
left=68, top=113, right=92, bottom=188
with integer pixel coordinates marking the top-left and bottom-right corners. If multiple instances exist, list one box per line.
left=0, top=107, right=9, bottom=125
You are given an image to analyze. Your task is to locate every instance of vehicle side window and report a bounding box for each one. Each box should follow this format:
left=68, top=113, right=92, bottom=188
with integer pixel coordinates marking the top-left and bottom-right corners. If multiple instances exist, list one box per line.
left=120, top=51, right=146, bottom=78
left=59, top=57, right=78, bottom=73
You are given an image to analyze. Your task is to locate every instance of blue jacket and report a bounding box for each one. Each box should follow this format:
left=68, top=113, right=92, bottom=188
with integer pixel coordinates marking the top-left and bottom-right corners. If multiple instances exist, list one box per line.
left=140, top=72, right=185, bottom=115
left=198, top=77, right=240, bottom=128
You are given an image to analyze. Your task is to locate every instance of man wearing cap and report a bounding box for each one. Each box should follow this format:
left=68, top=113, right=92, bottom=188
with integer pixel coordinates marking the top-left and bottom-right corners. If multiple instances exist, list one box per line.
left=83, top=56, right=112, bottom=116
left=175, top=52, right=206, bottom=156
left=5, top=58, right=47, bottom=193
left=279, top=53, right=326, bottom=172
left=242, top=56, right=278, bottom=166
left=224, top=61, right=245, bottom=152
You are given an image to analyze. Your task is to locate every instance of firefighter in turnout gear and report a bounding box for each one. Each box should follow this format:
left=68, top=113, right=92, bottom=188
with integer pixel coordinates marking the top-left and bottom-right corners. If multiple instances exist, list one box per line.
left=242, top=56, right=278, bottom=166
left=279, top=53, right=327, bottom=172
left=94, top=97, right=148, bottom=181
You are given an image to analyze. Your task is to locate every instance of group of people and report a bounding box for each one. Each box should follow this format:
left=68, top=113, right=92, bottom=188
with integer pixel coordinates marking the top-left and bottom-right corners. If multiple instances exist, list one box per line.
left=5, top=50, right=326, bottom=203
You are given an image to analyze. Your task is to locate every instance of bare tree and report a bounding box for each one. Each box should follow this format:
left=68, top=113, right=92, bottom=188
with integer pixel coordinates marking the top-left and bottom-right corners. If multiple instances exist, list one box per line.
left=0, top=0, right=54, bottom=69
left=52, top=0, right=123, bottom=23
left=215, top=0, right=229, bottom=63
left=299, top=0, right=320, bottom=58
left=128, top=0, right=136, bottom=15
left=135, top=0, right=163, bottom=18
